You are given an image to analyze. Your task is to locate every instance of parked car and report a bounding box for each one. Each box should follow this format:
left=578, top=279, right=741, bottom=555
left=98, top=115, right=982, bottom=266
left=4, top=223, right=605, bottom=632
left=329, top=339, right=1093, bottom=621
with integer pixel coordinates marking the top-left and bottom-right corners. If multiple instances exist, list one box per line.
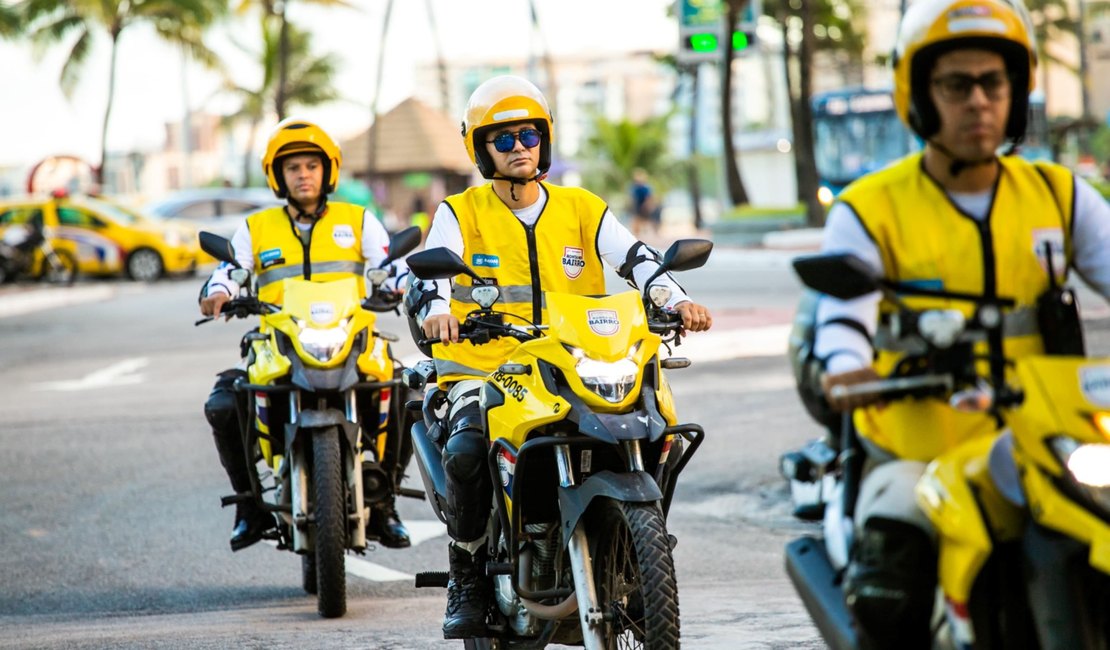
left=0, top=194, right=200, bottom=282
left=144, top=187, right=283, bottom=241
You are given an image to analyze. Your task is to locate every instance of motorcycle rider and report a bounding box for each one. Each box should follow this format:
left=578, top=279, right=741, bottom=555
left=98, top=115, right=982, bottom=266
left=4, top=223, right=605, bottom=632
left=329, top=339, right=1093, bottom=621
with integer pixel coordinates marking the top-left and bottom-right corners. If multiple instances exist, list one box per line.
left=199, top=117, right=413, bottom=552
left=408, top=75, right=713, bottom=639
left=813, top=0, right=1110, bottom=647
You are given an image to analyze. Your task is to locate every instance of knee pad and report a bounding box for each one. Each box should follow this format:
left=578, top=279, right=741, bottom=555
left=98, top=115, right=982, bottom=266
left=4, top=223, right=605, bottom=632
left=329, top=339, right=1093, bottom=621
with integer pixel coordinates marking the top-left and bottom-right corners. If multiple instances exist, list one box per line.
left=444, top=426, right=488, bottom=483
left=205, top=370, right=246, bottom=434
left=845, top=517, right=936, bottom=649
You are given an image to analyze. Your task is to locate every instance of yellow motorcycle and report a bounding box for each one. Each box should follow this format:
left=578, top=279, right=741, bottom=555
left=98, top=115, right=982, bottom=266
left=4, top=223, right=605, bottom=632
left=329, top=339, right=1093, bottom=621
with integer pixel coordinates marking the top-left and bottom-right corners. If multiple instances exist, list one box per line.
left=404, top=240, right=712, bottom=649
left=197, top=227, right=421, bottom=619
left=787, top=252, right=1110, bottom=649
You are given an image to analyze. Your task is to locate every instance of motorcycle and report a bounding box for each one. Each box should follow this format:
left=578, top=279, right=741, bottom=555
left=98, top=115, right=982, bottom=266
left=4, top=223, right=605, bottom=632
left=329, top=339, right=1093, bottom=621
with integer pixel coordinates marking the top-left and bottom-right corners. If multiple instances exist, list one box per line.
left=784, top=252, right=1110, bottom=649
left=196, top=226, right=422, bottom=619
left=403, top=239, right=712, bottom=649
left=0, top=222, right=78, bottom=285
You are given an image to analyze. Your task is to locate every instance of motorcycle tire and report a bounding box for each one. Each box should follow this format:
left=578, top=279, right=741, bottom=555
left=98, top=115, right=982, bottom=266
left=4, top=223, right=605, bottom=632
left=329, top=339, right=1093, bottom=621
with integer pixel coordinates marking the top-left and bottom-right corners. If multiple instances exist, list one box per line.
left=588, top=499, right=680, bottom=649
left=312, top=428, right=347, bottom=618
left=302, top=554, right=317, bottom=595
left=41, top=250, right=77, bottom=286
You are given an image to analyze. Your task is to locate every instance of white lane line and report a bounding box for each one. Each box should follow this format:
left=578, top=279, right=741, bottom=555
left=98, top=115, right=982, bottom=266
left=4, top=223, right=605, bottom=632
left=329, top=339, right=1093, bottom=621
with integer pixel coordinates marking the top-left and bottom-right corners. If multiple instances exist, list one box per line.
left=261, top=520, right=447, bottom=583
left=33, top=357, right=149, bottom=391
left=0, top=286, right=115, bottom=319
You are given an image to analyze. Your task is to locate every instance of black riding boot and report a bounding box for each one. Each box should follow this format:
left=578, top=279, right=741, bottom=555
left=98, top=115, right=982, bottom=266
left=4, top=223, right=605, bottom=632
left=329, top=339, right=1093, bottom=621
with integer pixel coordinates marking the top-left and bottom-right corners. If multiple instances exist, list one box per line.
left=443, top=544, right=491, bottom=639
left=368, top=498, right=411, bottom=548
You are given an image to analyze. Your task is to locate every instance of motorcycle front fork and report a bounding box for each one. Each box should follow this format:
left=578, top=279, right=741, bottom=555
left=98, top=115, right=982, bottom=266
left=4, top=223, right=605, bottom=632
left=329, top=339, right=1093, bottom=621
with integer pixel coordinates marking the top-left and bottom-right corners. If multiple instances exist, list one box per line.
left=557, top=440, right=645, bottom=650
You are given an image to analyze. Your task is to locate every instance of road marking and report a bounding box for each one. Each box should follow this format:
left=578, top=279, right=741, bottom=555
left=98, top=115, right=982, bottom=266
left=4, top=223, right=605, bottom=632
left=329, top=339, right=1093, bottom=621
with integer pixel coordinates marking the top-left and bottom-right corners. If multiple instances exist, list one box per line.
left=0, top=285, right=115, bottom=319
left=34, top=357, right=149, bottom=391
left=261, top=520, right=447, bottom=583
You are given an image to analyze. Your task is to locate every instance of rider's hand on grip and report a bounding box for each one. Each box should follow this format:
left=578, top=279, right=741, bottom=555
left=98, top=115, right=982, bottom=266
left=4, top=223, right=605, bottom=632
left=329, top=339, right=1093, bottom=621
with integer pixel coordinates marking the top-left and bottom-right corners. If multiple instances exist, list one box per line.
left=821, top=366, right=885, bottom=412
left=200, top=291, right=230, bottom=318
left=674, top=300, right=713, bottom=332
left=422, top=313, right=460, bottom=345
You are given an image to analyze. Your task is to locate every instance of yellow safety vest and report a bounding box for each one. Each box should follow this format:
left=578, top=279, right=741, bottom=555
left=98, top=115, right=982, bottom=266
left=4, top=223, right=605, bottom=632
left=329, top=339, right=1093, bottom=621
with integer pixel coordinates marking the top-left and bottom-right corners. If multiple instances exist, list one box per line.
left=434, top=182, right=608, bottom=384
left=248, top=203, right=367, bottom=305
left=839, top=153, right=1074, bottom=461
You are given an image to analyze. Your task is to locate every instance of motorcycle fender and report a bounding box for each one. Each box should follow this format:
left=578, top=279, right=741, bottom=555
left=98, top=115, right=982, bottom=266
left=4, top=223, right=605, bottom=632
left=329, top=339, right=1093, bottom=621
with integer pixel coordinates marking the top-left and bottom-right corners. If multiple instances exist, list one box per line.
left=557, top=470, right=662, bottom=543
left=284, top=409, right=359, bottom=453
left=410, top=420, right=449, bottom=524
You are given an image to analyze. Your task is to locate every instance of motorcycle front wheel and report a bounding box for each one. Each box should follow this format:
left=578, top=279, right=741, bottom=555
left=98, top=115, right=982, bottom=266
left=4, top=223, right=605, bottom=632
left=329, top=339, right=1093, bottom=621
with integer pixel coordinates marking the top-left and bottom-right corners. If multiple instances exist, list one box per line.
left=589, top=500, right=680, bottom=649
left=312, top=428, right=347, bottom=618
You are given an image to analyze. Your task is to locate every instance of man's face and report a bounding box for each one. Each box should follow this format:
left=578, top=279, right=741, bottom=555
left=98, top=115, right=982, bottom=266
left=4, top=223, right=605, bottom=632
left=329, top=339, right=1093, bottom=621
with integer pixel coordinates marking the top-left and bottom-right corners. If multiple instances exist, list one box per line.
left=484, top=122, right=541, bottom=178
left=928, top=49, right=1012, bottom=161
left=281, top=153, right=324, bottom=204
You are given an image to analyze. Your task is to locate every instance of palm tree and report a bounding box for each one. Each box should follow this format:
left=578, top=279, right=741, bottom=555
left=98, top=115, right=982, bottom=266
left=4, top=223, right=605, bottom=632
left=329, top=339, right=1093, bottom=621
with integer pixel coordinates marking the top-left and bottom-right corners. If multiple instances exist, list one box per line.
left=579, top=113, right=677, bottom=213
left=233, top=0, right=351, bottom=120
left=17, top=0, right=225, bottom=185
left=221, top=18, right=339, bottom=186
left=721, top=0, right=751, bottom=206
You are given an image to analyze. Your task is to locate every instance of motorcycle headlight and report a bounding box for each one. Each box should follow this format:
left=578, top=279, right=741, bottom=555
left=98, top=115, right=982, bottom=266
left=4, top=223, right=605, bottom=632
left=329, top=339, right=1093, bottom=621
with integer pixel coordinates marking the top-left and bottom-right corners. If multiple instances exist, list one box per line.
left=565, top=343, right=640, bottom=403
left=297, top=317, right=350, bottom=363
left=1049, top=436, right=1110, bottom=513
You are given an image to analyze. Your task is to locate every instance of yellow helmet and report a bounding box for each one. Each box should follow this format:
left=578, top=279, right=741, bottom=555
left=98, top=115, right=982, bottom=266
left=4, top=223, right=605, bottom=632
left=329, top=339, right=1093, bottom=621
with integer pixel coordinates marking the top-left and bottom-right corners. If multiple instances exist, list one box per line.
left=893, top=0, right=1036, bottom=141
left=261, top=117, right=342, bottom=199
left=461, top=75, right=553, bottom=179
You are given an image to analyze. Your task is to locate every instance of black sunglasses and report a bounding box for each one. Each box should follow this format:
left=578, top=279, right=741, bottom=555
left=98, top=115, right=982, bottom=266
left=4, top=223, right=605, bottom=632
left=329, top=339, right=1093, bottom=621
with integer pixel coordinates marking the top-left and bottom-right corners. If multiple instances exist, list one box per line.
left=487, top=128, right=542, bottom=153
left=931, top=71, right=1012, bottom=103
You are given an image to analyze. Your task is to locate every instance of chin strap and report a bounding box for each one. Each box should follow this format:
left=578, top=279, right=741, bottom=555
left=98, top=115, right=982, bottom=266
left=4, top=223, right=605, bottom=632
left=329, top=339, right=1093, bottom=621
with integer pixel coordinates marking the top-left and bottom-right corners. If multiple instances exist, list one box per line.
left=928, top=140, right=1001, bottom=177
left=287, top=195, right=329, bottom=221
left=492, top=172, right=547, bottom=202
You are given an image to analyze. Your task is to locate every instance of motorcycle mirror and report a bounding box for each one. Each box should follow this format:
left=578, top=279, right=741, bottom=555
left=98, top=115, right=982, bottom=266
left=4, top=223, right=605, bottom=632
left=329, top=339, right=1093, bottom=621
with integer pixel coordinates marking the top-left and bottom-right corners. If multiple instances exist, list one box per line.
left=470, top=285, right=500, bottom=309
left=365, top=267, right=390, bottom=287
left=792, top=253, right=879, bottom=300
left=407, top=246, right=482, bottom=282
left=641, top=239, right=714, bottom=292
left=383, top=226, right=422, bottom=265
left=648, top=285, right=672, bottom=308
left=199, top=232, right=239, bottom=267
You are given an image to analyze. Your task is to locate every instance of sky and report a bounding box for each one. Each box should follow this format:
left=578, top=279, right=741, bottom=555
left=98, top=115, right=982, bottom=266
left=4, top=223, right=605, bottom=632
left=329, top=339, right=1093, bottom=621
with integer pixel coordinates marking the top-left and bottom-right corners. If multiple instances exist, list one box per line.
left=0, top=0, right=677, bottom=171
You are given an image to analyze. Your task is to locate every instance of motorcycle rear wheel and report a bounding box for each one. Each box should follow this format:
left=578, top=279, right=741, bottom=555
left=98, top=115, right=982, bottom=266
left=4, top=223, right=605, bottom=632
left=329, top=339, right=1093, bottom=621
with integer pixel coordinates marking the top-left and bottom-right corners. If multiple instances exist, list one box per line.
left=589, top=500, right=680, bottom=649
left=312, top=429, right=347, bottom=618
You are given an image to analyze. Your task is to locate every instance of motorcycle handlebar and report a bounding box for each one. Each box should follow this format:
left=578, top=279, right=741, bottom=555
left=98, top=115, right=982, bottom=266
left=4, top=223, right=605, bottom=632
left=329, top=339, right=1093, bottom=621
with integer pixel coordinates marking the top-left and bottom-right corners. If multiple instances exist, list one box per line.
left=827, top=374, right=954, bottom=402
left=194, top=297, right=276, bottom=326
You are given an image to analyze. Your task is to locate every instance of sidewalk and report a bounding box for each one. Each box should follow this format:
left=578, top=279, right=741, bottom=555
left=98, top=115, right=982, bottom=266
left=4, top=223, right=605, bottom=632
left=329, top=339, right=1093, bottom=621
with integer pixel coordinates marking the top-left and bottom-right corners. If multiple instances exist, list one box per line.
left=637, top=217, right=822, bottom=252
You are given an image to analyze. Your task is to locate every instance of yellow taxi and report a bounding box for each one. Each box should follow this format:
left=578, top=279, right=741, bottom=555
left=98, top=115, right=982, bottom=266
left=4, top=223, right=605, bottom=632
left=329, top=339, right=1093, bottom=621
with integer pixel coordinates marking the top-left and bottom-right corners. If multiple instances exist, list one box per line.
left=0, top=194, right=200, bottom=281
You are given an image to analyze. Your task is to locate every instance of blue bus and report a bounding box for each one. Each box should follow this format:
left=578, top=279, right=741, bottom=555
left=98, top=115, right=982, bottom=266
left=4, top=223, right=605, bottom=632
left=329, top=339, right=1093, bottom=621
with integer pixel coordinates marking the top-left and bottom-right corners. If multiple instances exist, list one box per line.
left=811, top=87, right=1050, bottom=205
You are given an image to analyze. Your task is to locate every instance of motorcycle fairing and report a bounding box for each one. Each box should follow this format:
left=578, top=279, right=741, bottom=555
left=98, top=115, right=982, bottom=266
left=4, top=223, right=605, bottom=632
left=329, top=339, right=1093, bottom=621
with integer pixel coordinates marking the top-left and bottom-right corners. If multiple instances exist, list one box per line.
left=1012, top=357, right=1110, bottom=574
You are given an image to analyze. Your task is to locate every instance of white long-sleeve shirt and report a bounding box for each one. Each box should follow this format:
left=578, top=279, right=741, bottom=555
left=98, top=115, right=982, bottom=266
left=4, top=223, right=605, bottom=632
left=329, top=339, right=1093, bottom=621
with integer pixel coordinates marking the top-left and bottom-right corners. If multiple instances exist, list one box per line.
left=204, top=208, right=397, bottom=298
left=417, top=185, right=691, bottom=321
left=815, top=177, right=1110, bottom=374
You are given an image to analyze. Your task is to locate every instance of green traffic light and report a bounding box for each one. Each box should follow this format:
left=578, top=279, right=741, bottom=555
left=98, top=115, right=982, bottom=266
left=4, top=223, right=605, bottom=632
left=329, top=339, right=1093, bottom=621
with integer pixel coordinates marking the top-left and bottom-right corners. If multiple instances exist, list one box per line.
left=733, top=31, right=749, bottom=50
left=688, top=33, right=719, bottom=52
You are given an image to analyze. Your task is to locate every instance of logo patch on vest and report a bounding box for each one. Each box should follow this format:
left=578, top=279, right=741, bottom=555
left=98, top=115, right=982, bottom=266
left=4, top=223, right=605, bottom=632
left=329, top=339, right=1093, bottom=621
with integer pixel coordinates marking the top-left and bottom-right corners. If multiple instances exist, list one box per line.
left=1080, top=365, right=1110, bottom=407
left=1032, top=228, right=1066, bottom=282
left=587, top=309, right=620, bottom=336
left=260, top=248, right=284, bottom=269
left=472, top=254, right=500, bottom=268
left=332, top=224, right=356, bottom=249
left=309, top=302, right=336, bottom=325
left=562, top=246, right=586, bottom=279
